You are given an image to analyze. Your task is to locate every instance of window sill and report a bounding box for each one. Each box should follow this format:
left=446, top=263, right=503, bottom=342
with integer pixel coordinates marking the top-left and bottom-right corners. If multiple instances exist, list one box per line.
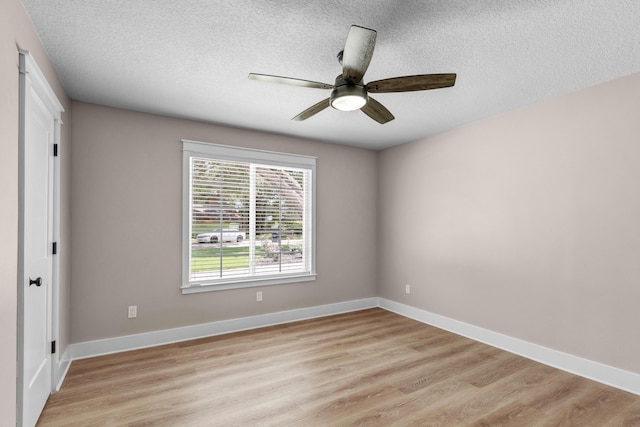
left=181, top=273, right=317, bottom=294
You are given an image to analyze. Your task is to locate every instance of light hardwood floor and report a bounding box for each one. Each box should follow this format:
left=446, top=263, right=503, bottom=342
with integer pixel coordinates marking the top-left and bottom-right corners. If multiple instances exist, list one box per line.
left=38, top=308, right=640, bottom=426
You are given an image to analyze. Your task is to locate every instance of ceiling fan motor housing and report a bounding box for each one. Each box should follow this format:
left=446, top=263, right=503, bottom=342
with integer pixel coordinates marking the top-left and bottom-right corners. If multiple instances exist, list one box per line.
left=330, top=75, right=368, bottom=111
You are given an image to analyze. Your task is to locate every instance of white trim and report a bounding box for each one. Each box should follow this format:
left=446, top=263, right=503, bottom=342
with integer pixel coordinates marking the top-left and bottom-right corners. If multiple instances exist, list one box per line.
left=17, top=50, right=65, bottom=426
left=53, top=348, right=71, bottom=392
left=181, top=140, right=317, bottom=292
left=182, top=139, right=317, bottom=169
left=18, top=50, right=64, bottom=121
left=181, top=273, right=317, bottom=293
left=378, top=298, right=640, bottom=396
left=50, top=117, right=63, bottom=392
left=69, top=298, right=378, bottom=360
left=60, top=297, right=640, bottom=397
left=181, top=150, right=192, bottom=288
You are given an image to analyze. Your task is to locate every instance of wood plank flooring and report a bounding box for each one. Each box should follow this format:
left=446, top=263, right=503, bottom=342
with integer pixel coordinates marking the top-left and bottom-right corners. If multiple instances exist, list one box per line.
left=37, top=308, right=640, bottom=426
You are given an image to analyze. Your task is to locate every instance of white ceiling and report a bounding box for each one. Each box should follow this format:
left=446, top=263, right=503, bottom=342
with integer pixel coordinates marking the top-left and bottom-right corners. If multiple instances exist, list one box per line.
left=20, top=0, right=640, bottom=150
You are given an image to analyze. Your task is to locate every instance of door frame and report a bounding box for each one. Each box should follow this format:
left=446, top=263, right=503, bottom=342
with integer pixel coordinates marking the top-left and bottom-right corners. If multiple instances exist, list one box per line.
left=17, top=49, right=64, bottom=427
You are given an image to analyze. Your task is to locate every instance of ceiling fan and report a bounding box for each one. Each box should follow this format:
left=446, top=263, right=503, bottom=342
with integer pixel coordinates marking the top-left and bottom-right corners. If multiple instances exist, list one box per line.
left=249, top=25, right=457, bottom=124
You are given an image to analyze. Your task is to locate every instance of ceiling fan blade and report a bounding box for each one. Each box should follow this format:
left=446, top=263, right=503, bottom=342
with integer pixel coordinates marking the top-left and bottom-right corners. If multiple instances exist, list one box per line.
left=292, top=98, right=331, bottom=121
left=249, top=73, right=334, bottom=90
left=366, top=73, right=457, bottom=93
left=341, top=25, right=377, bottom=83
left=361, top=96, right=394, bottom=124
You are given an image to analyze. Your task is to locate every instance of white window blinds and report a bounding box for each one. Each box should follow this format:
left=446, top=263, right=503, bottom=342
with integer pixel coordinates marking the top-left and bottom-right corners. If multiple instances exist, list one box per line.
left=182, top=141, right=316, bottom=292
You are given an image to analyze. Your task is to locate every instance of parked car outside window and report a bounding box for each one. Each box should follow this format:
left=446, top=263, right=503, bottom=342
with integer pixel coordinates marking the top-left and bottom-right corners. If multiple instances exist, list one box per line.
left=196, top=229, right=245, bottom=243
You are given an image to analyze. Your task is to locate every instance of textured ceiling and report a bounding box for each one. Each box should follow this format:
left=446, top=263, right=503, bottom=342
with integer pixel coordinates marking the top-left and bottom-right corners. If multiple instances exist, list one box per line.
left=20, top=0, right=640, bottom=150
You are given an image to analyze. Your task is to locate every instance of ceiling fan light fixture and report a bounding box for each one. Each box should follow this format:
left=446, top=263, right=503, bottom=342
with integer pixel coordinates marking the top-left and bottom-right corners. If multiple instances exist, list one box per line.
left=330, top=84, right=367, bottom=111
left=249, top=25, right=456, bottom=123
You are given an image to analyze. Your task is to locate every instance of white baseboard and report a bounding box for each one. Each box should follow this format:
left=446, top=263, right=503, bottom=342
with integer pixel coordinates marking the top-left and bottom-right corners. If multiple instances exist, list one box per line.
left=62, top=296, right=640, bottom=397
left=378, top=298, right=640, bottom=396
left=53, top=348, right=72, bottom=392
left=69, top=297, right=379, bottom=360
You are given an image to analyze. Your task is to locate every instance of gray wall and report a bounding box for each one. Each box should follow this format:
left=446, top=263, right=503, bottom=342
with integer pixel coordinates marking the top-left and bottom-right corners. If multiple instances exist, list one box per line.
left=1, top=0, right=71, bottom=422
left=378, top=72, right=640, bottom=374
left=70, top=102, right=378, bottom=342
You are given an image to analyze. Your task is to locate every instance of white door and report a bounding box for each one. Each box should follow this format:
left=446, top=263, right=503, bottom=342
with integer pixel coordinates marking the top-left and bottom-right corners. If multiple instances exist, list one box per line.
left=18, top=51, right=63, bottom=427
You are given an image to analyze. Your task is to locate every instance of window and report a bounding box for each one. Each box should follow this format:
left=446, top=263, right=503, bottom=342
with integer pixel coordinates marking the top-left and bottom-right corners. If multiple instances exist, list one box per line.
left=182, top=140, right=316, bottom=293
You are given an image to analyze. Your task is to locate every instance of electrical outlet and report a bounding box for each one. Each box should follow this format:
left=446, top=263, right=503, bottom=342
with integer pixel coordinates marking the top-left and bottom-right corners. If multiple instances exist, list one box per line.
left=256, top=291, right=263, bottom=302
left=405, top=284, right=411, bottom=294
left=128, top=305, right=137, bottom=318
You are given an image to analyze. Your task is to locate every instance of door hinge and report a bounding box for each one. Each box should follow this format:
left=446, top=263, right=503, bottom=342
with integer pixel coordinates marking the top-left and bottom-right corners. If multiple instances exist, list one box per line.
left=53, top=143, right=58, bottom=157
left=51, top=341, right=56, bottom=354
left=52, top=242, right=58, bottom=255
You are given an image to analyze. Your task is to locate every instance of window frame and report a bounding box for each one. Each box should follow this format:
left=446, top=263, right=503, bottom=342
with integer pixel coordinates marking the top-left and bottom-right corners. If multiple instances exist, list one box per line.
left=181, top=140, right=317, bottom=294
